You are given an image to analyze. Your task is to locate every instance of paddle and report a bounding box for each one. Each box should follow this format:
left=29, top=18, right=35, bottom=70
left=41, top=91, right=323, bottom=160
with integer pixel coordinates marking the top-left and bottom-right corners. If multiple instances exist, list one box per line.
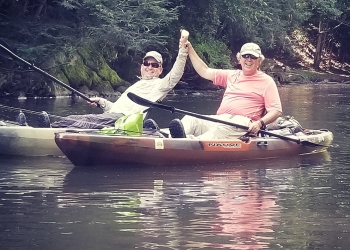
left=0, top=44, right=97, bottom=104
left=127, top=92, right=326, bottom=147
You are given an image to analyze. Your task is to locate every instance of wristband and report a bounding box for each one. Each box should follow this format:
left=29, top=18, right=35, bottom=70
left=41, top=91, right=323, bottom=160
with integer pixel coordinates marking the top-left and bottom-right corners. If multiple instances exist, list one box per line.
left=259, top=119, right=265, bottom=127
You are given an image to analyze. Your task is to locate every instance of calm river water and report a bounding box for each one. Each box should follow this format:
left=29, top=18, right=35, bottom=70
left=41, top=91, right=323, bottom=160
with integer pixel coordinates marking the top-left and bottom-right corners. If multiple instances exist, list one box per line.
left=0, top=83, right=349, bottom=250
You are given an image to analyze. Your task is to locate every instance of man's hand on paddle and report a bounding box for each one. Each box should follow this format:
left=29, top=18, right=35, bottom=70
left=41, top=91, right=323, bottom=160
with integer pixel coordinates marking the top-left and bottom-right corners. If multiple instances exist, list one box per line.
left=88, top=97, right=100, bottom=107
left=248, top=120, right=263, bottom=135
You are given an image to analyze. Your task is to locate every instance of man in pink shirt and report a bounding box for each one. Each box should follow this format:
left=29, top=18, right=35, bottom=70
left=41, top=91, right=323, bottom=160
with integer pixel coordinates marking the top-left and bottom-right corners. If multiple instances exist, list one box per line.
left=169, top=42, right=282, bottom=139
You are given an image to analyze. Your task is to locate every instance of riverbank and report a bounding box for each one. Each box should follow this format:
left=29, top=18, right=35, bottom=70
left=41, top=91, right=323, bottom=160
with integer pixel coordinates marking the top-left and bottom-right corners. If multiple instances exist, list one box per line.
left=261, top=58, right=350, bottom=85
left=1, top=55, right=350, bottom=99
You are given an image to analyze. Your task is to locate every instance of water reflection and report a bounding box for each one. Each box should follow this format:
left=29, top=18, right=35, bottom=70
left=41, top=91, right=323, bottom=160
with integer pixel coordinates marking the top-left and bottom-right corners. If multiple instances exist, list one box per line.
left=0, top=147, right=344, bottom=249
left=0, top=156, right=73, bottom=250
left=198, top=170, right=278, bottom=249
left=0, top=156, right=71, bottom=190
left=57, top=152, right=330, bottom=249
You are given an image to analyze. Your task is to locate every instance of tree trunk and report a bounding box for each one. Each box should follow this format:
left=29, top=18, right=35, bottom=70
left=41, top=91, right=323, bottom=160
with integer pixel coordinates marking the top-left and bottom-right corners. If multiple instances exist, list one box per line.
left=327, top=42, right=333, bottom=70
left=314, top=18, right=328, bottom=70
left=35, top=0, right=47, bottom=19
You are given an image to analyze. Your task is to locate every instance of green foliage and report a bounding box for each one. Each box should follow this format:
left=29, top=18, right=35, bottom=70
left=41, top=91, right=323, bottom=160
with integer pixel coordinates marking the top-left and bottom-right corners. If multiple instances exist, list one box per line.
left=0, top=0, right=179, bottom=62
left=221, top=0, right=312, bottom=52
left=170, top=0, right=313, bottom=55
left=307, top=0, right=342, bottom=17
left=173, top=0, right=220, bottom=37
left=300, top=0, right=347, bottom=69
left=192, top=33, right=233, bottom=69
left=71, top=0, right=179, bottom=49
left=1, top=0, right=350, bottom=73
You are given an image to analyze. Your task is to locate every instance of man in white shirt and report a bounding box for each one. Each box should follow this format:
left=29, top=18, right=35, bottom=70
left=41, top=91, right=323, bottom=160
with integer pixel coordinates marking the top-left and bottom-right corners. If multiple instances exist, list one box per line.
left=47, top=31, right=189, bottom=129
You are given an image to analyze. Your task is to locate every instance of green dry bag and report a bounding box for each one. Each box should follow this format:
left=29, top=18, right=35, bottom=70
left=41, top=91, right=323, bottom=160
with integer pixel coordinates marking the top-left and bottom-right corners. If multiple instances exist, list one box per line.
left=100, top=112, right=143, bottom=136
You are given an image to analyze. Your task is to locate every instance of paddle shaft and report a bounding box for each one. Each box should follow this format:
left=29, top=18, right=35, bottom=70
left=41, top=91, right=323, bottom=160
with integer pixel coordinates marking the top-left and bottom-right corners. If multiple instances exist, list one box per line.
left=127, top=92, right=325, bottom=147
left=147, top=100, right=302, bottom=143
left=0, top=44, right=94, bottom=103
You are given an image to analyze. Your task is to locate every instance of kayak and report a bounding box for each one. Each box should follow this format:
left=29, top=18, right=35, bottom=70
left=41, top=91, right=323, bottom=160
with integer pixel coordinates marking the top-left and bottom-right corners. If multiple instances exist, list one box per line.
left=0, top=121, right=95, bottom=157
left=0, top=122, right=65, bottom=156
left=54, top=128, right=333, bottom=166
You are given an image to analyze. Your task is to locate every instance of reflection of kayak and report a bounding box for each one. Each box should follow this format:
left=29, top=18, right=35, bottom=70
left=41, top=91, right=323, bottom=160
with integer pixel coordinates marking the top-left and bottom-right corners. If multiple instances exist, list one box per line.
left=63, top=150, right=331, bottom=193
left=55, top=128, right=333, bottom=166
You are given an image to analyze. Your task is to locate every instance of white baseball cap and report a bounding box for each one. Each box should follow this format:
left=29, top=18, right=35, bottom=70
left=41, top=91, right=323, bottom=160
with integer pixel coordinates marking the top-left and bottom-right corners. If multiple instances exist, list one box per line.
left=143, top=51, right=163, bottom=64
left=240, top=43, right=262, bottom=57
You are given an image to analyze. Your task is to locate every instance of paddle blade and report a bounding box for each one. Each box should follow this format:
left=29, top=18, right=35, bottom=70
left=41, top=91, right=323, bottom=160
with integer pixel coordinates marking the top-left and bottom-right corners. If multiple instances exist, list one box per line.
left=127, top=92, right=150, bottom=106
left=127, top=92, right=175, bottom=112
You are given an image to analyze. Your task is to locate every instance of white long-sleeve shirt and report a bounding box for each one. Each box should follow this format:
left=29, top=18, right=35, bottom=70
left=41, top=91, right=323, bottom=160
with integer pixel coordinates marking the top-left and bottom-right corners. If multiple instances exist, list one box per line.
left=98, top=47, right=188, bottom=116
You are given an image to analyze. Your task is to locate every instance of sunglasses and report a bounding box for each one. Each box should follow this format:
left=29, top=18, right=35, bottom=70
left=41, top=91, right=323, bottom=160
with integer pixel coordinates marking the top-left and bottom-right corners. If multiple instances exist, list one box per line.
left=242, top=54, right=259, bottom=60
left=143, top=61, right=161, bottom=68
